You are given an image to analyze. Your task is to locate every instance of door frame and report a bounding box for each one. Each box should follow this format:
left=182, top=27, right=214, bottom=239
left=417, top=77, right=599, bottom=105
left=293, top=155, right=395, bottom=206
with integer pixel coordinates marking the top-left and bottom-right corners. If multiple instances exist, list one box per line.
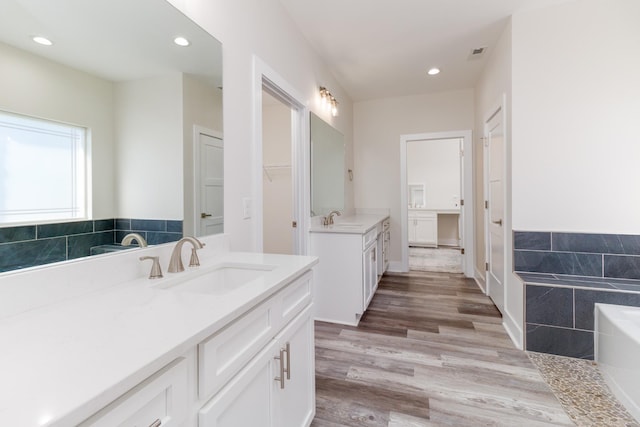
left=252, top=56, right=309, bottom=255
left=193, top=125, right=223, bottom=237
left=399, top=130, right=474, bottom=276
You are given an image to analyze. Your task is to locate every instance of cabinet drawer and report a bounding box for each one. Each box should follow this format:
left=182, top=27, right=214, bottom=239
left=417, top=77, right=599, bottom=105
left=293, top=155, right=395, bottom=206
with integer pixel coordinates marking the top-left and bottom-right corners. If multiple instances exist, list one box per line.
left=79, top=357, right=188, bottom=427
left=276, top=271, right=312, bottom=326
left=199, top=298, right=275, bottom=400
left=363, top=228, right=377, bottom=249
left=409, top=210, right=436, bottom=219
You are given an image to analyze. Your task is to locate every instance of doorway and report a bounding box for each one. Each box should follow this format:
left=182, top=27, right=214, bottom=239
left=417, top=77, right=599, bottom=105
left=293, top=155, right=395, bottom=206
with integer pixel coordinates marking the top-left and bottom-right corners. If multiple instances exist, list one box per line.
left=406, top=138, right=463, bottom=273
left=262, top=90, right=293, bottom=254
left=252, top=56, right=309, bottom=255
left=399, top=131, right=474, bottom=276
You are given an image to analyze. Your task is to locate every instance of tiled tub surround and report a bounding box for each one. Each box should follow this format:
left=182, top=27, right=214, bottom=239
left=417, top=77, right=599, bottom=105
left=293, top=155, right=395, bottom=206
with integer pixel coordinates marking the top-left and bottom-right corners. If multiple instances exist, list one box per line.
left=515, top=231, right=640, bottom=359
left=0, top=218, right=182, bottom=272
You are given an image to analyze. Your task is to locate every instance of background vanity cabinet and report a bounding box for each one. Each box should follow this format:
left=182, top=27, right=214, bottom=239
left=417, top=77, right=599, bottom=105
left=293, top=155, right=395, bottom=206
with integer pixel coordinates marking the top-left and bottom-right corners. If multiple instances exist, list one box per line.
left=408, top=209, right=437, bottom=247
left=198, top=272, right=315, bottom=427
left=310, top=216, right=389, bottom=326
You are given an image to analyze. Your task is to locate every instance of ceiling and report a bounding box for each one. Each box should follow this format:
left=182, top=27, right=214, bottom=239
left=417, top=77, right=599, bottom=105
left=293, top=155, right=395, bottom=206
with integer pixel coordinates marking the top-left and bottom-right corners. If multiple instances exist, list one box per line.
left=1, top=0, right=221, bottom=84
left=278, top=0, right=571, bottom=102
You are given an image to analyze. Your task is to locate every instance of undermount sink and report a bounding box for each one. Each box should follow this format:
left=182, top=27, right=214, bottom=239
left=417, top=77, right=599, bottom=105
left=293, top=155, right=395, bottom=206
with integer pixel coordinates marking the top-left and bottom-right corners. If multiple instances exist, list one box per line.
left=155, top=263, right=276, bottom=295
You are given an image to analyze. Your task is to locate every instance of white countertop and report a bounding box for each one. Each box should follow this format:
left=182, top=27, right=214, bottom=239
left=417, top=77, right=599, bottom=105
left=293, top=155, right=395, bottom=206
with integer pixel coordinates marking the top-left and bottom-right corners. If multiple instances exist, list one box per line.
left=309, top=214, right=389, bottom=234
left=0, top=247, right=317, bottom=427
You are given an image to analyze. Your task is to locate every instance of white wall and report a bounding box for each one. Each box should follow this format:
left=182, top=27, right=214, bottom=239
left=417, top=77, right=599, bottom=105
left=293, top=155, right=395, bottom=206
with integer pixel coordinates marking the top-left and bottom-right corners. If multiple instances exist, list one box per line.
left=0, top=41, right=116, bottom=219
left=167, top=0, right=355, bottom=251
left=353, top=89, right=474, bottom=264
left=512, top=0, right=640, bottom=234
left=406, top=139, right=461, bottom=210
left=262, top=99, right=293, bottom=254
left=114, top=74, right=183, bottom=219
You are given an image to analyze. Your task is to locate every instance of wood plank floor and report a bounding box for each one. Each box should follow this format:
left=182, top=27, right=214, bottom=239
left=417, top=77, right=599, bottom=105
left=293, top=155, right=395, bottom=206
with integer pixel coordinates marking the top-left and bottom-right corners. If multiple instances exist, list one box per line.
left=311, top=271, right=574, bottom=426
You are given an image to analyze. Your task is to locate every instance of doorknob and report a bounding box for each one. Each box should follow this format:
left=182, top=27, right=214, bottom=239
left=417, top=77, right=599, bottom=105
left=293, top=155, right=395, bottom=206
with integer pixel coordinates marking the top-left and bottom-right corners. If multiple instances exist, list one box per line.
left=492, top=219, right=503, bottom=226
left=201, top=213, right=212, bottom=218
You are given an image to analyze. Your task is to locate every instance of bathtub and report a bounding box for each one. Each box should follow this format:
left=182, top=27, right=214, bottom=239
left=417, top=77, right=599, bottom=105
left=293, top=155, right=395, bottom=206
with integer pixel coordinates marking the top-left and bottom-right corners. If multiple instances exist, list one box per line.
left=595, top=303, right=640, bottom=422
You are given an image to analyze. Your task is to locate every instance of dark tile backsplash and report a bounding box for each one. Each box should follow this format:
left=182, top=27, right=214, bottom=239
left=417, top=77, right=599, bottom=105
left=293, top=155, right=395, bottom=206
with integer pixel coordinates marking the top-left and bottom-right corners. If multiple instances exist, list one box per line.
left=0, top=218, right=182, bottom=272
left=514, top=232, right=551, bottom=251
left=514, top=250, right=602, bottom=277
left=515, top=231, right=640, bottom=280
left=518, top=230, right=640, bottom=359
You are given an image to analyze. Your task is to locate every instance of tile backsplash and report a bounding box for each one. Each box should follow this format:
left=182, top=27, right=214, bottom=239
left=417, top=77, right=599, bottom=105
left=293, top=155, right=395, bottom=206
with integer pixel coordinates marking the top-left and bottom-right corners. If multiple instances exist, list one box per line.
left=517, top=230, right=640, bottom=359
left=514, top=231, right=640, bottom=280
left=0, top=218, right=182, bottom=272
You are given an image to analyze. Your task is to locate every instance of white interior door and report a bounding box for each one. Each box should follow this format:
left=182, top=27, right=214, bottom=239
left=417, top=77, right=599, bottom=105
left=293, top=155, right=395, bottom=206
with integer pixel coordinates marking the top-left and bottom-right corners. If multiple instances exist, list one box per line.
left=197, top=131, right=224, bottom=236
left=485, top=109, right=505, bottom=313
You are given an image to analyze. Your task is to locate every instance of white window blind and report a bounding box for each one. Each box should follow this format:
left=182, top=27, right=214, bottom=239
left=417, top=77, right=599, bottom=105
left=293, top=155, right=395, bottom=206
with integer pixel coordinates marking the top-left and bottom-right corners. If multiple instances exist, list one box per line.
left=0, top=111, right=88, bottom=224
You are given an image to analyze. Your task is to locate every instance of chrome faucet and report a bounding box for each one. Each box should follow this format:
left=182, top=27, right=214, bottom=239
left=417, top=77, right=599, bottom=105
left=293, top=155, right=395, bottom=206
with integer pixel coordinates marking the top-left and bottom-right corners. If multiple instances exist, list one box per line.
left=322, top=210, right=342, bottom=226
left=168, top=236, right=205, bottom=273
left=121, top=233, right=148, bottom=247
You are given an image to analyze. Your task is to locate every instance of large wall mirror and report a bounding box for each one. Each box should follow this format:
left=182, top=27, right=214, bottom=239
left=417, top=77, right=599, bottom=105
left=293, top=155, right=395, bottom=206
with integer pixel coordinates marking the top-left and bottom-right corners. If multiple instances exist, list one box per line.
left=310, top=113, right=344, bottom=216
left=0, top=0, right=222, bottom=272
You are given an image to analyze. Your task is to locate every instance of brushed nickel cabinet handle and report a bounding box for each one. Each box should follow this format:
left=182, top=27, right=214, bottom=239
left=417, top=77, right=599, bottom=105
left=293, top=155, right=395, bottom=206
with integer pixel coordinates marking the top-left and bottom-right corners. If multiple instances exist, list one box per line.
left=285, top=342, right=291, bottom=380
left=201, top=212, right=212, bottom=218
left=149, top=419, right=162, bottom=427
left=492, top=219, right=503, bottom=226
left=274, top=348, right=285, bottom=389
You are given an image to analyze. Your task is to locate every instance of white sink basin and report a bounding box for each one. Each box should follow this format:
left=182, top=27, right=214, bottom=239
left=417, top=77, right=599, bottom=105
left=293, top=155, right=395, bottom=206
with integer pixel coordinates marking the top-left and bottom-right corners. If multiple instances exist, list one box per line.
left=155, top=263, right=276, bottom=295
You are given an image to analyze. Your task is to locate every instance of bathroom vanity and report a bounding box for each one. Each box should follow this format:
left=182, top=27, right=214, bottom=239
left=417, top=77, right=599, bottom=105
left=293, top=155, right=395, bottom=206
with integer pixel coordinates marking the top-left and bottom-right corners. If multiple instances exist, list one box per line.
left=309, top=214, right=390, bottom=326
left=0, top=234, right=317, bottom=427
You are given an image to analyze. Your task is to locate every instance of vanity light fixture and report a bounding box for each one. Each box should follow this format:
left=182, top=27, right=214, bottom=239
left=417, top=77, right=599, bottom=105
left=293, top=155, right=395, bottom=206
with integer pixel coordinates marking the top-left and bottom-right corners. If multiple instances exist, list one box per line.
left=319, top=86, right=339, bottom=117
left=32, top=36, right=53, bottom=46
left=427, top=67, right=440, bottom=76
left=173, top=36, right=190, bottom=47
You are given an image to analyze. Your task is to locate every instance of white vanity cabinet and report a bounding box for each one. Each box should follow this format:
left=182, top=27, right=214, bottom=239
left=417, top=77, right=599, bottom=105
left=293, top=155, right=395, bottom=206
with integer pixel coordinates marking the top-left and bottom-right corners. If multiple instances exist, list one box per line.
left=408, top=209, right=437, bottom=247
left=310, top=215, right=389, bottom=326
left=198, top=272, right=315, bottom=427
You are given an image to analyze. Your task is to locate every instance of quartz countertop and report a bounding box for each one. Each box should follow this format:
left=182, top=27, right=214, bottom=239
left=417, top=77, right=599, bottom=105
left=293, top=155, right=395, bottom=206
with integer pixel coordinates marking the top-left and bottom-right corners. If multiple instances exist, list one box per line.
left=309, top=214, right=389, bottom=234
left=0, top=246, right=317, bottom=427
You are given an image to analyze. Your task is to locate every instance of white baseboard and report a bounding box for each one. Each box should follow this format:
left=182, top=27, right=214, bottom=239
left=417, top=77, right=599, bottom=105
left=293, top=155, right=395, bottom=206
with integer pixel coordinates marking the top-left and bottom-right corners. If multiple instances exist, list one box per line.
left=474, top=267, right=487, bottom=294
left=387, top=261, right=405, bottom=273
left=503, top=309, right=524, bottom=350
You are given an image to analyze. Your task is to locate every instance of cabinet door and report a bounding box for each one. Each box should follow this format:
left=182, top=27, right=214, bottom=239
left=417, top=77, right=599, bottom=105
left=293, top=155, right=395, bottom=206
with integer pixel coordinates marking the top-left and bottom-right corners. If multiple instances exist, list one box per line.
left=199, top=340, right=277, bottom=427
left=274, top=306, right=315, bottom=427
left=414, top=216, right=437, bottom=246
left=363, top=243, right=376, bottom=308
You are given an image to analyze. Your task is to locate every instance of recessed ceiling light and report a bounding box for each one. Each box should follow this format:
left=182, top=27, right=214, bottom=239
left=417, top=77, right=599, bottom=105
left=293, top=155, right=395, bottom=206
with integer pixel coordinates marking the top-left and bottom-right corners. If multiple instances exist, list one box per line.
left=32, top=36, right=53, bottom=46
left=427, top=67, right=440, bottom=76
left=173, top=36, right=190, bottom=47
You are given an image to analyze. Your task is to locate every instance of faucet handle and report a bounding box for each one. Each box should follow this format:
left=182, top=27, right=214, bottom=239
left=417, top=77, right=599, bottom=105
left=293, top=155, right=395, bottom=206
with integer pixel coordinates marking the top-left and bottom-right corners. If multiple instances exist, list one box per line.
left=140, top=256, right=163, bottom=279
left=189, top=248, right=200, bottom=267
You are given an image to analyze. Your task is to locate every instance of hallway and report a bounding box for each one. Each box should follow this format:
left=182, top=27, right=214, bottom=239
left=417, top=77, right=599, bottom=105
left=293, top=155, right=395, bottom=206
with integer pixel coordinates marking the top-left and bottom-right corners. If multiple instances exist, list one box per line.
left=311, top=271, right=572, bottom=426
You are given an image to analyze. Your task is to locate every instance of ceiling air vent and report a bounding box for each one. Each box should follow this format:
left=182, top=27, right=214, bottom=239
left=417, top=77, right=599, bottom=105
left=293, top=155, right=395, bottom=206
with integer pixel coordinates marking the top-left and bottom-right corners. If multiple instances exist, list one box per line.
left=468, top=46, right=487, bottom=60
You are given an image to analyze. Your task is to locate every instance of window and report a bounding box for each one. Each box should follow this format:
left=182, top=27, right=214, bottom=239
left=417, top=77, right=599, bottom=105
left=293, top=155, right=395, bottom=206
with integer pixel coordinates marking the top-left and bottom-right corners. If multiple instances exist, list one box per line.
left=0, top=111, right=88, bottom=224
